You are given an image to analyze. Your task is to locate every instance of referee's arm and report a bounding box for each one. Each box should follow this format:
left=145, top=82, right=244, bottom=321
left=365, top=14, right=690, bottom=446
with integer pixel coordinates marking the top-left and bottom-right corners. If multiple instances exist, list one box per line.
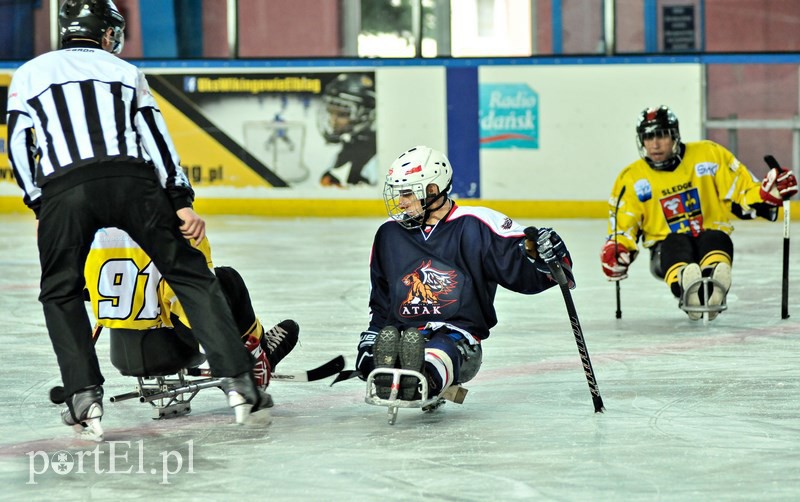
left=7, top=80, right=42, bottom=218
left=133, top=71, right=195, bottom=211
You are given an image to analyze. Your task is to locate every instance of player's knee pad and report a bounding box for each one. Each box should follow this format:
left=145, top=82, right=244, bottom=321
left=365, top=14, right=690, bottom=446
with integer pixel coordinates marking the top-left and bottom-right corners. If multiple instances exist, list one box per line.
left=456, top=338, right=482, bottom=383
left=213, top=266, right=257, bottom=335
left=425, top=332, right=483, bottom=389
left=649, top=242, right=665, bottom=279
left=214, top=266, right=247, bottom=304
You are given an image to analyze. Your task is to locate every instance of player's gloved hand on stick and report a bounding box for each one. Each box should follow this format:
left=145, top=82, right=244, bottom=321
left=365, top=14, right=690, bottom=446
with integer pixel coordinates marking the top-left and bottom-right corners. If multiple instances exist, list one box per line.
left=601, top=240, right=631, bottom=281
left=355, top=330, right=377, bottom=380
left=523, top=227, right=575, bottom=287
left=760, top=168, right=799, bottom=205
left=523, top=227, right=569, bottom=263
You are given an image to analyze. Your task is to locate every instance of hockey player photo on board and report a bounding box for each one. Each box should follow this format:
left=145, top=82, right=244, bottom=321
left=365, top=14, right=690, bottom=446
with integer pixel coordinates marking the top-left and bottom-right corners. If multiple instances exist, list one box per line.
left=317, top=72, right=378, bottom=188
left=147, top=71, right=378, bottom=196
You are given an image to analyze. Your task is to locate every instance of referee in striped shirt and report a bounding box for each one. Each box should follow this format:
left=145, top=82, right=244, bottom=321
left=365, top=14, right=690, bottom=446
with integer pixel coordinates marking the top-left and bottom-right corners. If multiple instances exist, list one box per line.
left=6, top=0, right=268, bottom=437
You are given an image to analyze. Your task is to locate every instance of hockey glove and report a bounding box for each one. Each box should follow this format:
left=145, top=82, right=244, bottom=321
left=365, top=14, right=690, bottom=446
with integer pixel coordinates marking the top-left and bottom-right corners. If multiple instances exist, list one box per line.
left=525, top=227, right=568, bottom=263
left=601, top=240, right=631, bottom=281
left=760, top=168, right=798, bottom=205
left=356, top=330, right=377, bottom=380
left=523, top=227, right=575, bottom=285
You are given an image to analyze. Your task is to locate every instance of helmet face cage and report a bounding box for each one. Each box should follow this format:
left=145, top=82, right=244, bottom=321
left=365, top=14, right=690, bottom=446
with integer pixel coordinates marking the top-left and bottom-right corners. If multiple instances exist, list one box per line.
left=383, top=182, right=427, bottom=229
left=317, top=74, right=376, bottom=143
left=635, top=106, right=681, bottom=167
left=383, top=146, right=453, bottom=229
left=59, top=0, right=126, bottom=54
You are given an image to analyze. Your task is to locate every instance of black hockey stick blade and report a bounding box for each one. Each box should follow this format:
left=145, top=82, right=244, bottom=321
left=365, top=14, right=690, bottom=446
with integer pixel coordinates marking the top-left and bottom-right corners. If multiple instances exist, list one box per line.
left=271, top=355, right=346, bottom=382
left=329, top=370, right=362, bottom=386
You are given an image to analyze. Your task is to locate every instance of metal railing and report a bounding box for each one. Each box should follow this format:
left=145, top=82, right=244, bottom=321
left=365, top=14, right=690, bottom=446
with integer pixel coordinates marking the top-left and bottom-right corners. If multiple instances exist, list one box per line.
left=705, top=117, right=800, bottom=172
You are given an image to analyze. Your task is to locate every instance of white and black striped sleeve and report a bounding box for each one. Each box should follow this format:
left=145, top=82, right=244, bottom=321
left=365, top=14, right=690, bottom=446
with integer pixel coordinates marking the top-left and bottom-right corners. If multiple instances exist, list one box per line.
left=6, top=78, right=42, bottom=215
left=132, top=71, right=193, bottom=206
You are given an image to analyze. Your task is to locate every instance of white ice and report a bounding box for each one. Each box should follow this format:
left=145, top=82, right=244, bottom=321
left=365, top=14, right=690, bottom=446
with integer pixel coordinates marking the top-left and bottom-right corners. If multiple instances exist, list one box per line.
left=0, top=214, right=798, bottom=501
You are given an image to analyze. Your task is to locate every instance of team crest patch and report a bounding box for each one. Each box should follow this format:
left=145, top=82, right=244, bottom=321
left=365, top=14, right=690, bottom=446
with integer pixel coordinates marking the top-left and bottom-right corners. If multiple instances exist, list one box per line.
left=634, top=179, right=652, bottom=202
left=399, top=260, right=458, bottom=318
left=501, top=217, right=512, bottom=230
left=660, top=187, right=703, bottom=235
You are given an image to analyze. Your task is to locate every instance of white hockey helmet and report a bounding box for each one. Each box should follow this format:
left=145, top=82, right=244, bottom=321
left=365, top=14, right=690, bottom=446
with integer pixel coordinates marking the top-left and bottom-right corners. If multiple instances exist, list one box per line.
left=383, top=145, right=453, bottom=229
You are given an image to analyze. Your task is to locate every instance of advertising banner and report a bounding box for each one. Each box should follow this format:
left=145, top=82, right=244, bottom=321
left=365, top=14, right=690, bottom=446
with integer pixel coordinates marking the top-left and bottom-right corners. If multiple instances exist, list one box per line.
left=149, top=71, right=378, bottom=198
left=0, top=71, right=379, bottom=203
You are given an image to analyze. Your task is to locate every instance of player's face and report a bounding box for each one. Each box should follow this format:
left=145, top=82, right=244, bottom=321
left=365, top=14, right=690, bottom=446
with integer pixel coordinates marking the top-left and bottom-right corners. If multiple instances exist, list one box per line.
left=642, top=131, right=675, bottom=163
left=398, top=189, right=423, bottom=218
left=326, top=105, right=351, bottom=134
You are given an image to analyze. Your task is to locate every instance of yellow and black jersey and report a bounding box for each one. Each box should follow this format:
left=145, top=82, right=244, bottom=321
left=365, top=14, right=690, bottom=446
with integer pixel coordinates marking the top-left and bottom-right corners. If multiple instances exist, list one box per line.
left=606, top=140, right=765, bottom=253
left=83, top=227, right=212, bottom=330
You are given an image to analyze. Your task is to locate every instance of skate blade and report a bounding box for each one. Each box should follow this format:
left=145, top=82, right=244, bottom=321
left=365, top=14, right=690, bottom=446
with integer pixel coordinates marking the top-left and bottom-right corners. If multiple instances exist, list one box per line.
left=230, top=392, right=272, bottom=426
left=73, top=419, right=104, bottom=442
left=240, top=408, right=272, bottom=427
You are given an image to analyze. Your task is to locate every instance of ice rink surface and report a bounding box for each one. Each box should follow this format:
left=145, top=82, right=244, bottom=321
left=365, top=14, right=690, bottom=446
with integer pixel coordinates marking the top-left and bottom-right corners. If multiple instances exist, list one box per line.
left=0, top=213, right=798, bottom=501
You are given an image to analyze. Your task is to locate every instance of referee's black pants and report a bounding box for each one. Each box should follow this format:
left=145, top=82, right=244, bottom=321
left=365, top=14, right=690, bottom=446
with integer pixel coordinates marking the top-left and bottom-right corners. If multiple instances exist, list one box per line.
left=38, top=169, right=253, bottom=397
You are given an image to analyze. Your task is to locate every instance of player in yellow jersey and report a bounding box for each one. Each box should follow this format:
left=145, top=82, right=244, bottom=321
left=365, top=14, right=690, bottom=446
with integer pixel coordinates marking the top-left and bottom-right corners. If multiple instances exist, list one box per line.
left=601, top=105, right=797, bottom=321
left=84, top=227, right=298, bottom=390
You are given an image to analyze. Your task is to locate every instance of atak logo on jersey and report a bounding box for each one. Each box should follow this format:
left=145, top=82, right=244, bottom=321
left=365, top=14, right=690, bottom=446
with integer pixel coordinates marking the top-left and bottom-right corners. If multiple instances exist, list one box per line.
left=399, top=260, right=458, bottom=318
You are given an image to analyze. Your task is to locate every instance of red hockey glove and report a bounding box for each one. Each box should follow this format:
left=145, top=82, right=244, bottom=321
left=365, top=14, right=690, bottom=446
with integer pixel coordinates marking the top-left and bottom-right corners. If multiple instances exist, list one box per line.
left=760, top=168, right=798, bottom=206
left=600, top=241, right=631, bottom=281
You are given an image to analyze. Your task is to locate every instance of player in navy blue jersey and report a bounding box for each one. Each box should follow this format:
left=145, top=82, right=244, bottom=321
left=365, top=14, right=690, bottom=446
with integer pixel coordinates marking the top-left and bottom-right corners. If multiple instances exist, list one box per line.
left=356, top=145, right=575, bottom=401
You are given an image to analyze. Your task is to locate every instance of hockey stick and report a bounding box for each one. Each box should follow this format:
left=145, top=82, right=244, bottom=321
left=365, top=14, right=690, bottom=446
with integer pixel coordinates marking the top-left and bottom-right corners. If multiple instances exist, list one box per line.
left=526, top=228, right=605, bottom=413
left=329, top=369, right=362, bottom=386
left=613, top=185, right=627, bottom=319
left=270, top=355, right=345, bottom=382
left=184, top=355, right=346, bottom=383
left=764, top=155, right=791, bottom=319
left=49, top=324, right=103, bottom=404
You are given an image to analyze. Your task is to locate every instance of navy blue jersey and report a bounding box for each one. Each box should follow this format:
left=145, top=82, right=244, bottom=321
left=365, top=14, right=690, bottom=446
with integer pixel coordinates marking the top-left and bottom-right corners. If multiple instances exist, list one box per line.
left=367, top=203, right=559, bottom=340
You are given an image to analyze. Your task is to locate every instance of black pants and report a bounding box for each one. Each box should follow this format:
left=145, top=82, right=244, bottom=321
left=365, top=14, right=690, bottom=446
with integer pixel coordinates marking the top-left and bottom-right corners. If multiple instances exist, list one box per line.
left=170, top=265, right=262, bottom=343
left=38, top=171, right=252, bottom=397
left=649, top=230, right=734, bottom=297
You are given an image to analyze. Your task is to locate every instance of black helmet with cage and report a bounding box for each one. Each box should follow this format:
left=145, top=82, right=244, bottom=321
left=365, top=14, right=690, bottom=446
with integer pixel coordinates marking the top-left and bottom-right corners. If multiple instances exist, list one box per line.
left=317, top=73, right=376, bottom=144
left=635, top=105, right=683, bottom=171
left=59, top=0, right=125, bottom=54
